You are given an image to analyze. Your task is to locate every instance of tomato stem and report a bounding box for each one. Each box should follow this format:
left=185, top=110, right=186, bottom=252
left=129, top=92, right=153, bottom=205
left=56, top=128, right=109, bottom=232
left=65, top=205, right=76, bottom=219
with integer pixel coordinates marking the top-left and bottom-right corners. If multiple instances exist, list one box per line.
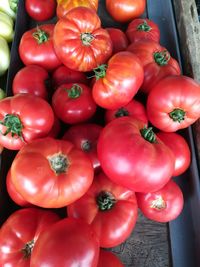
left=0, top=114, right=24, bottom=140
left=115, top=107, right=129, bottom=118
left=137, top=20, right=152, bottom=32
left=21, top=239, right=34, bottom=259
left=140, top=127, right=156, bottom=143
left=93, top=64, right=107, bottom=80
left=81, top=32, right=94, bottom=46
left=153, top=50, right=170, bottom=66
left=9, top=0, right=19, bottom=12
left=150, top=196, right=167, bottom=210
left=81, top=140, right=91, bottom=152
left=169, top=108, right=185, bottom=122
left=32, top=26, right=49, bottom=44
left=65, top=84, right=82, bottom=98
left=96, top=191, right=116, bottom=211
left=48, top=153, right=68, bottom=174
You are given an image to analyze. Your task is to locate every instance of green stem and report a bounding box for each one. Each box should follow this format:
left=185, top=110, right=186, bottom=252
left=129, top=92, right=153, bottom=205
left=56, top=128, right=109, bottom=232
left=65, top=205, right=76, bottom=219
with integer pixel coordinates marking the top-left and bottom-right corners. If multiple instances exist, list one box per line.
left=96, top=191, right=116, bottom=211
left=21, top=240, right=34, bottom=259
left=81, top=140, right=91, bottom=152
left=115, top=108, right=129, bottom=118
left=154, top=50, right=170, bottom=66
left=0, top=114, right=24, bottom=140
left=9, top=0, right=19, bottom=13
left=137, top=20, right=152, bottom=32
left=93, top=64, right=107, bottom=80
left=150, top=196, right=166, bottom=210
left=32, top=26, right=49, bottom=44
left=169, top=108, right=185, bottom=122
left=81, top=32, right=94, bottom=46
left=65, top=84, right=82, bottom=98
left=48, top=153, right=68, bottom=174
left=140, top=127, right=156, bottom=143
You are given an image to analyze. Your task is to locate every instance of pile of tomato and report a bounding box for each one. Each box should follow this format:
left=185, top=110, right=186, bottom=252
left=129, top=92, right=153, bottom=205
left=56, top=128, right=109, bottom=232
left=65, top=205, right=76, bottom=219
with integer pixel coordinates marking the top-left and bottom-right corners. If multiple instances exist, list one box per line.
left=0, top=0, right=200, bottom=266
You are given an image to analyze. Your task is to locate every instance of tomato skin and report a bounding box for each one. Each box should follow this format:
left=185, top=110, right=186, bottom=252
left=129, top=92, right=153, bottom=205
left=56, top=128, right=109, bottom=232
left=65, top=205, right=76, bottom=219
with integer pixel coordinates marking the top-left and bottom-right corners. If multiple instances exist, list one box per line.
left=92, top=51, right=144, bottom=110
left=98, top=250, right=124, bottom=267
left=0, top=94, right=54, bottom=150
left=0, top=208, right=60, bottom=266
left=147, top=75, right=200, bottom=132
left=126, top=18, right=160, bottom=43
left=97, top=117, right=175, bottom=193
left=68, top=172, right=138, bottom=248
left=105, top=99, right=148, bottom=125
left=156, top=132, right=191, bottom=176
left=62, top=123, right=102, bottom=171
left=10, top=137, right=94, bottom=208
left=127, top=41, right=181, bottom=94
left=53, top=7, right=113, bottom=72
left=52, top=83, right=97, bottom=124
left=19, top=24, right=62, bottom=71
left=12, top=65, right=49, bottom=99
left=47, top=114, right=61, bottom=138
left=136, top=180, right=184, bottom=222
left=25, top=0, right=56, bottom=21
left=106, top=0, right=146, bottom=23
left=106, top=27, right=129, bottom=54
left=31, top=218, right=99, bottom=267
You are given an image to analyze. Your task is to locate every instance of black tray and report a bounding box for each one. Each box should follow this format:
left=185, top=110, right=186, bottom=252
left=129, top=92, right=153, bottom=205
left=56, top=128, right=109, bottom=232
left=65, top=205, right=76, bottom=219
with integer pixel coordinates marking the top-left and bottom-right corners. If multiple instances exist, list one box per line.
left=1, top=1, right=200, bottom=266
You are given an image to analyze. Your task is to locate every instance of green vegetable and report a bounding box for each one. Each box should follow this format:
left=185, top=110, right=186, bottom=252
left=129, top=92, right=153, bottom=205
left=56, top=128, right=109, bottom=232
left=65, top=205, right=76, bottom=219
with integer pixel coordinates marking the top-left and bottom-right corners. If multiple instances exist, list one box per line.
left=0, top=11, right=14, bottom=42
left=0, top=88, right=6, bottom=99
left=0, top=0, right=17, bottom=20
left=0, top=36, right=10, bottom=76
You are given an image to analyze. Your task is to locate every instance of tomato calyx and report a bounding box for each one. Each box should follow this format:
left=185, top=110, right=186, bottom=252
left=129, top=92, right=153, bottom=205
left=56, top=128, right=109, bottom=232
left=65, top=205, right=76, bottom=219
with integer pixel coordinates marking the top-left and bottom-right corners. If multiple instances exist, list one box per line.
left=169, top=108, right=186, bottom=122
left=137, top=20, right=152, bottom=32
left=150, top=196, right=167, bottom=210
left=81, top=140, right=92, bottom=152
left=93, top=64, right=108, bottom=80
left=81, top=33, right=94, bottom=46
left=32, top=27, right=49, bottom=44
left=9, top=0, right=19, bottom=12
left=21, top=239, right=34, bottom=259
left=140, top=127, right=156, bottom=143
left=48, top=153, right=68, bottom=174
left=153, top=50, right=170, bottom=66
left=0, top=114, right=24, bottom=139
left=96, top=191, right=116, bottom=211
left=115, top=107, right=129, bottom=118
left=65, top=84, right=82, bottom=98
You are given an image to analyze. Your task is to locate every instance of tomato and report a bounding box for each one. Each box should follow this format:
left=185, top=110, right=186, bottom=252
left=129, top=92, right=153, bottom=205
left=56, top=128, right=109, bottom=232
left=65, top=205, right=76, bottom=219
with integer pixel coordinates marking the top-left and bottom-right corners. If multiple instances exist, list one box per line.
left=106, top=0, right=146, bottom=23
left=19, top=24, right=62, bottom=71
left=57, top=0, right=98, bottom=19
left=105, top=99, right=148, bottom=125
left=62, top=123, right=102, bottom=171
left=12, top=65, right=50, bottom=99
left=98, top=250, right=124, bottom=267
left=52, top=83, right=97, bottom=124
left=10, top=137, right=94, bottom=208
left=31, top=218, right=99, bottom=267
left=147, top=75, right=200, bottom=132
left=52, top=65, right=88, bottom=90
left=156, top=132, right=191, bottom=176
left=68, top=172, right=138, bottom=248
left=127, top=41, right=181, bottom=94
left=126, top=18, right=160, bottom=43
left=25, top=0, right=56, bottom=21
left=0, top=208, right=60, bottom=266
left=97, top=117, right=175, bottom=193
left=92, top=51, right=144, bottom=109
left=47, top=114, right=61, bottom=138
left=0, top=94, right=54, bottom=150
left=136, top=180, right=184, bottom=222
left=53, top=7, right=113, bottom=72
left=106, top=27, right=129, bottom=54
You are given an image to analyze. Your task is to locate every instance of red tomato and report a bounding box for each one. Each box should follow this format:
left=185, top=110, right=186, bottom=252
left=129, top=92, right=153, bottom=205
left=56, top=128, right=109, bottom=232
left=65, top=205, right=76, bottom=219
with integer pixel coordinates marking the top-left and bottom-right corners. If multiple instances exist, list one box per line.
left=12, top=65, right=49, bottom=99
left=68, top=172, right=138, bottom=248
left=105, top=99, right=148, bottom=125
left=62, top=123, right=102, bottom=171
left=126, top=18, right=160, bottom=43
left=10, top=137, right=94, bottom=208
left=156, top=132, right=191, bottom=176
left=98, top=250, right=124, bottom=267
left=97, top=117, right=175, bottom=193
left=127, top=41, right=181, bottom=93
left=47, top=114, right=61, bottom=138
left=147, top=75, right=200, bottom=132
left=0, top=208, right=60, bottom=266
left=25, top=0, right=56, bottom=21
left=52, top=83, right=97, bottom=124
left=19, top=24, right=62, bottom=71
left=53, top=7, right=113, bottom=72
left=106, top=27, right=129, bottom=54
left=52, top=65, right=88, bottom=90
left=136, top=180, right=184, bottom=222
left=106, top=0, right=146, bottom=23
left=31, top=218, right=99, bottom=267
left=0, top=94, right=54, bottom=150
left=92, top=51, right=144, bottom=109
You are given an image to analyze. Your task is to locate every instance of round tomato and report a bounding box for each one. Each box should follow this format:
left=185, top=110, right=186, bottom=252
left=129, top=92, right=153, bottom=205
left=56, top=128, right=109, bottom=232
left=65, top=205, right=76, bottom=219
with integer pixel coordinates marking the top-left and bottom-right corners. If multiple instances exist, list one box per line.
left=156, top=132, right=191, bottom=176
left=0, top=94, right=54, bottom=150
left=97, top=117, right=175, bottom=193
left=68, top=172, right=138, bottom=248
left=106, top=0, right=146, bottom=23
left=127, top=40, right=181, bottom=93
left=31, top=218, right=99, bottom=267
left=12, top=65, right=49, bottom=99
left=126, top=18, right=160, bottom=43
left=105, top=99, right=148, bottom=125
left=98, top=250, right=124, bottom=267
left=92, top=51, right=144, bottom=109
left=53, top=7, right=113, bottom=72
left=0, top=208, right=60, bottom=266
left=147, top=75, right=200, bottom=132
left=10, top=137, right=94, bottom=208
left=25, top=0, right=56, bottom=21
left=62, top=123, right=102, bottom=171
left=19, top=24, right=62, bottom=71
left=136, top=180, right=184, bottom=222
left=106, top=27, right=129, bottom=54
left=52, top=83, right=97, bottom=124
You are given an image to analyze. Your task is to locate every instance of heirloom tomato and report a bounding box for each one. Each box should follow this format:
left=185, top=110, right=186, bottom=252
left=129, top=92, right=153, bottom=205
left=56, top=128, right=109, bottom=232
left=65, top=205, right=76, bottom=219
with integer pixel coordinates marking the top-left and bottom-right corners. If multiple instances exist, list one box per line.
left=106, top=27, right=129, bottom=54
left=25, top=0, right=56, bottom=21
left=98, top=250, right=124, bottom=267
